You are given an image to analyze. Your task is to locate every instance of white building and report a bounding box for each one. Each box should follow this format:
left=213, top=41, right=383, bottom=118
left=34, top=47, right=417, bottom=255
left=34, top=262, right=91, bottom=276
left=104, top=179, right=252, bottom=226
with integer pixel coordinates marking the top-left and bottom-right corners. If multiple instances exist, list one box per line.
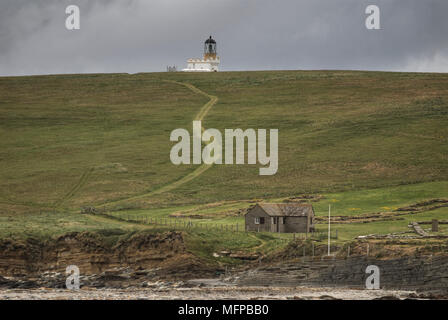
left=183, top=36, right=220, bottom=72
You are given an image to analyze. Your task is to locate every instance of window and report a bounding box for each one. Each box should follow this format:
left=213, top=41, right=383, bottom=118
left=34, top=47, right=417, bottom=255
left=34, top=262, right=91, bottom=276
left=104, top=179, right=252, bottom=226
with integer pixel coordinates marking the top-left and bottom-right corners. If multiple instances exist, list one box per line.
left=272, top=217, right=277, bottom=224
left=282, top=217, right=286, bottom=224
left=255, top=217, right=265, bottom=224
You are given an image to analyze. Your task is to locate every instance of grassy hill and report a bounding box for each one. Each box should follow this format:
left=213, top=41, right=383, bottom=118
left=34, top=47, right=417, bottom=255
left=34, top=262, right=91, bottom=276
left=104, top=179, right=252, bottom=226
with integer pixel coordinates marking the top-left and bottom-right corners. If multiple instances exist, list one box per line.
left=0, top=70, right=447, bottom=255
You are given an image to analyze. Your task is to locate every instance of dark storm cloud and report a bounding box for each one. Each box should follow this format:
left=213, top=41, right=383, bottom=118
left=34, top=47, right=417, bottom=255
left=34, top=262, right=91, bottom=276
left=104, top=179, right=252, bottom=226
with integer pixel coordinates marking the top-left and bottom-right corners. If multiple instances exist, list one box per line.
left=0, top=0, right=447, bottom=76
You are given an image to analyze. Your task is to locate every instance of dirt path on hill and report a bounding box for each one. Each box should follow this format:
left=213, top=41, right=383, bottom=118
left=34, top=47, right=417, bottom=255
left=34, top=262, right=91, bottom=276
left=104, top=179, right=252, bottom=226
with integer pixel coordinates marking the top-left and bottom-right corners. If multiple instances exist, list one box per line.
left=50, top=81, right=218, bottom=211
left=165, top=80, right=218, bottom=122
left=95, top=81, right=218, bottom=209
left=247, top=233, right=268, bottom=252
left=54, top=167, right=95, bottom=208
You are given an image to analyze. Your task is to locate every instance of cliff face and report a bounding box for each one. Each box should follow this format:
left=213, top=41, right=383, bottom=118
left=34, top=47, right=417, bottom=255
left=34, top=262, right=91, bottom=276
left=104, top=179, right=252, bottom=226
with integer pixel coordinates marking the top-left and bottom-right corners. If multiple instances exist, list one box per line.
left=235, top=255, right=448, bottom=293
left=0, top=231, right=201, bottom=278
left=1, top=231, right=447, bottom=294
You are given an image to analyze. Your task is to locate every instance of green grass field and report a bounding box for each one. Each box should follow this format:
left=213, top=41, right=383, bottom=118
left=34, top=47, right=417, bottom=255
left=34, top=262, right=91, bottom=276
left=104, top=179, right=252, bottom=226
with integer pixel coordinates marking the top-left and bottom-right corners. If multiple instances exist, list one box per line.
left=1, top=70, right=447, bottom=257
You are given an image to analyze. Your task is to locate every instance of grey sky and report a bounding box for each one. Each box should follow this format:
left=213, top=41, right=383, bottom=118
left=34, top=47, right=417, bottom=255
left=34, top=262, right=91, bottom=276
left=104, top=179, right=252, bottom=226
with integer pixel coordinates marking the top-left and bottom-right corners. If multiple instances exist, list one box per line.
left=0, top=0, right=447, bottom=76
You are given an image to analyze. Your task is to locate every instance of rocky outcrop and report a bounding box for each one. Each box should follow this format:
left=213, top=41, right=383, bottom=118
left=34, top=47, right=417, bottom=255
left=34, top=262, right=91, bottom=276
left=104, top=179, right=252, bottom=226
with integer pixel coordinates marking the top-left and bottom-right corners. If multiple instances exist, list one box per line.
left=233, top=255, right=448, bottom=294
left=0, top=231, right=208, bottom=279
left=410, top=222, right=429, bottom=236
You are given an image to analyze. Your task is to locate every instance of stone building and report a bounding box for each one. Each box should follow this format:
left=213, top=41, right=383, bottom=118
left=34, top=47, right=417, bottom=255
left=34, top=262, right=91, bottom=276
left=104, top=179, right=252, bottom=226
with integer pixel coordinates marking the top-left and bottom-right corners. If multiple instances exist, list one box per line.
left=245, top=203, right=315, bottom=233
left=183, top=36, right=220, bottom=72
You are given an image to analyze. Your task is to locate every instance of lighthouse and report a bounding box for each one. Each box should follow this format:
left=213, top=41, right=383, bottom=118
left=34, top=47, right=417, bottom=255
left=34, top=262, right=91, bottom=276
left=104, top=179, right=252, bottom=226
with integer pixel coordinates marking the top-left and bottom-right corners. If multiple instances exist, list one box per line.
left=183, top=36, right=220, bottom=72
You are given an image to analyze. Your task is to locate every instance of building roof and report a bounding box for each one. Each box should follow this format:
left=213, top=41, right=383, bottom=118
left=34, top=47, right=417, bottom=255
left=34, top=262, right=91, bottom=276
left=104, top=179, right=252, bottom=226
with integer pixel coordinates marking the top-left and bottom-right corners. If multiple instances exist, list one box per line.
left=257, top=203, right=314, bottom=217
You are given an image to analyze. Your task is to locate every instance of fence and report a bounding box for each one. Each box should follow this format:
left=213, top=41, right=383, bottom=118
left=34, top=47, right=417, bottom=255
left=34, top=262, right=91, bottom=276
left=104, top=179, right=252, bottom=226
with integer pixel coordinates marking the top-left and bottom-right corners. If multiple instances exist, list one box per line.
left=104, top=213, right=243, bottom=233
left=93, top=210, right=338, bottom=240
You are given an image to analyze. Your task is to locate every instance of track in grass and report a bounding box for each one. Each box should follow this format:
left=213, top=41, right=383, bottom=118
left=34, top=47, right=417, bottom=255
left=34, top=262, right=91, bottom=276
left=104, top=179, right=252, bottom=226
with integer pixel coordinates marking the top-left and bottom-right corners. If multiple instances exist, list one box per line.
left=54, top=167, right=95, bottom=208
left=50, top=80, right=217, bottom=211
left=96, top=80, right=218, bottom=208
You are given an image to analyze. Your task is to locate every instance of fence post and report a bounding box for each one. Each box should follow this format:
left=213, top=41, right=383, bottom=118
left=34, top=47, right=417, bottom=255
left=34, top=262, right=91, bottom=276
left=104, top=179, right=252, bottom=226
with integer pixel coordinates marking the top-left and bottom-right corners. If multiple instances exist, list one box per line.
left=366, top=243, right=369, bottom=257
left=432, top=219, right=439, bottom=232
left=347, top=245, right=350, bottom=258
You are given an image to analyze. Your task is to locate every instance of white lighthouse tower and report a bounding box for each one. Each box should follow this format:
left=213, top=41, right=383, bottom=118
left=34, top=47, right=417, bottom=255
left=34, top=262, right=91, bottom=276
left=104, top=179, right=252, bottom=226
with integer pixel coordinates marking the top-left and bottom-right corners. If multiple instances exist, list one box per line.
left=183, top=36, right=220, bottom=72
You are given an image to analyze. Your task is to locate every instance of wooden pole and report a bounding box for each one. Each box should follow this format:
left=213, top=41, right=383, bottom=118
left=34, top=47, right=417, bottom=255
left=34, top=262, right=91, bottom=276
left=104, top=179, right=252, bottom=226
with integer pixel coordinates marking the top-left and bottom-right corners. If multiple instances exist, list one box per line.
left=328, top=205, right=331, bottom=256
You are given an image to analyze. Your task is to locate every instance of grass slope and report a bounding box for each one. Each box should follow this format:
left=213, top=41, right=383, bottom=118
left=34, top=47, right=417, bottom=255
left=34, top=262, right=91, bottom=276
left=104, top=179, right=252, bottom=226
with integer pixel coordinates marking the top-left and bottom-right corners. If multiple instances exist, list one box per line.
left=0, top=70, right=447, bottom=255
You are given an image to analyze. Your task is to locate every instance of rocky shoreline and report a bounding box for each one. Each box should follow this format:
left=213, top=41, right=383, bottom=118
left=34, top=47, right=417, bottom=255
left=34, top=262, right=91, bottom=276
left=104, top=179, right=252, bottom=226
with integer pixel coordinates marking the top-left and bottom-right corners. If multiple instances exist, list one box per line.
left=0, top=285, right=423, bottom=300
left=1, top=260, right=447, bottom=300
left=1, top=231, right=448, bottom=299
